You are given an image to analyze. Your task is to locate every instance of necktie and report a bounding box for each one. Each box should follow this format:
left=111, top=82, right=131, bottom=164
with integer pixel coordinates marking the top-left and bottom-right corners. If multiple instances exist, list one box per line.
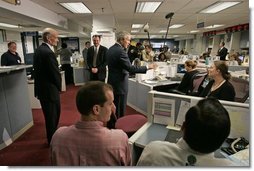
left=93, top=46, right=98, bottom=67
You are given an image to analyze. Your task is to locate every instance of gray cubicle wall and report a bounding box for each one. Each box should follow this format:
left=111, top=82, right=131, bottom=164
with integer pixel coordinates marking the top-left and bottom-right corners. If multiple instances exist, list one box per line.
left=0, top=67, right=33, bottom=150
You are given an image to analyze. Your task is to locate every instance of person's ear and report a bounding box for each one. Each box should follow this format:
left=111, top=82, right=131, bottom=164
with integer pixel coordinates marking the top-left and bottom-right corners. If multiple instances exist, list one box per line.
left=92, top=105, right=100, bottom=115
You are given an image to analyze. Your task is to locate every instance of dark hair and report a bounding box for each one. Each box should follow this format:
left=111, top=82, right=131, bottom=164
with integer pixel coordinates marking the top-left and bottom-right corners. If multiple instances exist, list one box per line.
left=214, top=61, right=231, bottom=80
left=184, top=98, right=230, bottom=153
left=221, top=42, right=225, bottom=46
left=76, top=81, right=113, bottom=116
left=8, top=41, right=16, bottom=48
left=92, top=35, right=101, bottom=39
left=85, top=41, right=90, bottom=45
left=61, top=42, right=67, bottom=48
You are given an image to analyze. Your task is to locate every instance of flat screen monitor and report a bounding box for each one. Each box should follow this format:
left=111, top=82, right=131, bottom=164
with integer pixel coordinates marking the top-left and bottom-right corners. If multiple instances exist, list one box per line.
left=238, top=56, right=244, bottom=62
left=177, top=64, right=186, bottom=74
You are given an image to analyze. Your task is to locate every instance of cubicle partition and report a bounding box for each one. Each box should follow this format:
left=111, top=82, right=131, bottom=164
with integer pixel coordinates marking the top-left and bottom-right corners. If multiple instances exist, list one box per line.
left=129, top=90, right=250, bottom=165
left=0, top=65, right=33, bottom=150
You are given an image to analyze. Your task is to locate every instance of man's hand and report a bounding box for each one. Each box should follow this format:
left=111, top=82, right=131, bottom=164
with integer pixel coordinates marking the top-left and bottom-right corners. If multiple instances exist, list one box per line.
left=91, top=68, right=98, bottom=73
left=148, top=63, right=158, bottom=70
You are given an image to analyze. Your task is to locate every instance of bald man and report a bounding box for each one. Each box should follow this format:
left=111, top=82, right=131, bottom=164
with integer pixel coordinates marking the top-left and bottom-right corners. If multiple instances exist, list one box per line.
left=33, top=28, right=62, bottom=145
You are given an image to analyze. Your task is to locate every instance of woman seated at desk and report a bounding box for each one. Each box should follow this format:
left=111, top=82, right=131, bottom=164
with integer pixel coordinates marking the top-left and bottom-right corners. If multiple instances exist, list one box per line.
left=199, top=61, right=235, bottom=101
left=176, top=60, right=199, bottom=94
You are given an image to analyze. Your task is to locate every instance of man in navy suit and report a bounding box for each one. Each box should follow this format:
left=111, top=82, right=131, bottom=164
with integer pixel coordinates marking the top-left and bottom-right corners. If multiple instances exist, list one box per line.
left=33, top=28, right=61, bottom=145
left=87, top=35, right=108, bottom=82
left=217, top=42, right=228, bottom=61
left=107, top=31, right=157, bottom=121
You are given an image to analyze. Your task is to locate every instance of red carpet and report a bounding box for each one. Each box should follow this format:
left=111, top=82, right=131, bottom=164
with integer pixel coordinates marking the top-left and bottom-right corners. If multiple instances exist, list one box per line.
left=0, top=84, right=142, bottom=166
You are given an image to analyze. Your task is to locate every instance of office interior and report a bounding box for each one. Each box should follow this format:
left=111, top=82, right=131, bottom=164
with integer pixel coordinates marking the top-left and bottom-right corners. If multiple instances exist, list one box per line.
left=0, top=0, right=251, bottom=166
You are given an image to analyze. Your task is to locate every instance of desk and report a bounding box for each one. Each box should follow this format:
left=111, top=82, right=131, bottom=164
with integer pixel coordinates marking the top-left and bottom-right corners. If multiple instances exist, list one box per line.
left=72, top=66, right=90, bottom=86
left=127, top=78, right=179, bottom=115
left=0, top=65, right=33, bottom=150
left=130, top=123, right=227, bottom=165
left=129, top=91, right=249, bottom=166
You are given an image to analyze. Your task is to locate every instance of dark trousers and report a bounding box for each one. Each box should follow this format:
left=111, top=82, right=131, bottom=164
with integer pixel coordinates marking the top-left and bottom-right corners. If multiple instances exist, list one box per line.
left=114, top=93, right=127, bottom=119
left=40, top=99, right=61, bottom=145
left=61, top=64, right=73, bottom=84
left=90, top=72, right=105, bottom=82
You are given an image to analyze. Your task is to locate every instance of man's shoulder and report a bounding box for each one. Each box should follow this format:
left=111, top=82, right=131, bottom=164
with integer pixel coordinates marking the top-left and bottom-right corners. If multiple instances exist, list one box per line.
left=108, top=129, right=128, bottom=139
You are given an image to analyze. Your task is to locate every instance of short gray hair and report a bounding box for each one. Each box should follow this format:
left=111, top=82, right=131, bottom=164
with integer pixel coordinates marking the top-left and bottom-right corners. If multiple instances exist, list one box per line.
left=116, top=31, right=131, bottom=42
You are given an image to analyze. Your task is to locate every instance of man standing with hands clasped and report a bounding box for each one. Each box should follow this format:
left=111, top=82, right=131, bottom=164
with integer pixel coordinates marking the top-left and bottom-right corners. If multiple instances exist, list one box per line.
left=217, top=42, right=228, bottom=61
left=87, top=35, right=108, bottom=82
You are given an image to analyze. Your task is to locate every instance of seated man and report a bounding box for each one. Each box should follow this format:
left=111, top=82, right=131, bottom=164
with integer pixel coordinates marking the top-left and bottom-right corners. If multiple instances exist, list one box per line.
left=137, top=98, right=235, bottom=166
left=50, top=81, right=131, bottom=166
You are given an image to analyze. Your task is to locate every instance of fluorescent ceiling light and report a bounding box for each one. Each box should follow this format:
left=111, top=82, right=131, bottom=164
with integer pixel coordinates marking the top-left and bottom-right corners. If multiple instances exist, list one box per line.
left=132, top=24, right=144, bottom=28
left=58, top=35, right=68, bottom=38
left=0, top=23, right=19, bottom=28
left=190, top=30, right=199, bottom=33
left=169, top=24, right=184, bottom=29
left=159, top=30, right=167, bottom=33
left=131, top=30, right=139, bottom=33
left=200, top=1, right=241, bottom=13
left=205, top=24, right=224, bottom=29
left=135, top=1, right=162, bottom=13
left=59, top=2, right=91, bottom=13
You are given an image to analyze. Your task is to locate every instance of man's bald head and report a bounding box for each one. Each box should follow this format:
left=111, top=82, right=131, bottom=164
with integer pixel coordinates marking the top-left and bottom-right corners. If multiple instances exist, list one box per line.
left=42, top=28, right=59, bottom=46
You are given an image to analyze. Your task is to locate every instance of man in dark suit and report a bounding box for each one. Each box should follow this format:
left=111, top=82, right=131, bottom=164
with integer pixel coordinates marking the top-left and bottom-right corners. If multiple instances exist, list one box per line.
left=107, top=31, right=157, bottom=121
left=87, top=35, right=108, bottom=82
left=217, top=42, right=228, bottom=60
left=33, top=28, right=61, bottom=145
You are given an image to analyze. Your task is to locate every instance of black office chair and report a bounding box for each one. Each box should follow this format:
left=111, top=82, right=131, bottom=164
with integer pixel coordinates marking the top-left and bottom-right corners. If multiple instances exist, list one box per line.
left=229, top=77, right=249, bottom=103
left=168, top=72, right=207, bottom=95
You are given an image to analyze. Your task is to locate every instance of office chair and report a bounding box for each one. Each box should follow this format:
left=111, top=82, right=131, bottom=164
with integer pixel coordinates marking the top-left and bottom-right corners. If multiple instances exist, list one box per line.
left=168, top=72, right=207, bottom=95
left=115, top=114, right=148, bottom=137
left=229, top=77, right=249, bottom=103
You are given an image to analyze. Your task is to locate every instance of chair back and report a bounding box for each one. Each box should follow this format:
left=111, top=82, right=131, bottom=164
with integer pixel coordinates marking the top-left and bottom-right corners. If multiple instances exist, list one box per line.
left=189, top=72, right=207, bottom=94
left=229, top=77, right=249, bottom=103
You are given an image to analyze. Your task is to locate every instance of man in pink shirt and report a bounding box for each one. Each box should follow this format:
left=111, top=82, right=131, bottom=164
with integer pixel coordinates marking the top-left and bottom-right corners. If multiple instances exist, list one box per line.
left=50, top=81, right=131, bottom=166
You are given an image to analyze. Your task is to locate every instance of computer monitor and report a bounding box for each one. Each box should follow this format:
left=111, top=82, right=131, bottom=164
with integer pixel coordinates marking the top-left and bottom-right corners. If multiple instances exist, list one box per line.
left=177, top=64, right=186, bottom=74
left=238, top=56, right=244, bottom=62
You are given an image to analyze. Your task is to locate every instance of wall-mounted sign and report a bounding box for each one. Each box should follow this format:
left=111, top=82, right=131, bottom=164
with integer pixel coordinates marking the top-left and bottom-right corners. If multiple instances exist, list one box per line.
left=197, top=22, right=204, bottom=28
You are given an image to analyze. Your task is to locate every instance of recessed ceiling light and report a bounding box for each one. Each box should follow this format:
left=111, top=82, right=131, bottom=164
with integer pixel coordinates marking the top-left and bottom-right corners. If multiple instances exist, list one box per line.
left=132, top=24, right=144, bottom=29
left=159, top=30, right=167, bottom=33
left=190, top=30, right=199, bottom=33
left=169, top=24, right=184, bottom=29
left=131, top=30, right=139, bottom=33
left=200, top=1, right=241, bottom=13
left=135, top=1, right=162, bottom=13
left=0, top=23, right=19, bottom=28
left=59, top=2, right=91, bottom=13
left=205, top=24, right=224, bottom=29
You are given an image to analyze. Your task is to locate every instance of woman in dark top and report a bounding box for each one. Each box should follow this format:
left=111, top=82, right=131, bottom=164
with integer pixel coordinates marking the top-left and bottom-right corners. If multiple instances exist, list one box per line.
left=200, top=61, right=235, bottom=101
left=177, top=60, right=199, bottom=94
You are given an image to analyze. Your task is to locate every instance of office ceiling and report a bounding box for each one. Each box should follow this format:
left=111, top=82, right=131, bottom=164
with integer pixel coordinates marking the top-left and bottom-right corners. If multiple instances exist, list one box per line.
left=0, top=0, right=250, bottom=39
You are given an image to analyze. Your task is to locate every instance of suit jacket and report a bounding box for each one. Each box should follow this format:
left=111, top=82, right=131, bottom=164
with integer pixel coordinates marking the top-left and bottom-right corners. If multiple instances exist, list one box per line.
left=33, top=43, right=61, bottom=101
left=107, top=43, right=147, bottom=94
left=87, top=45, right=108, bottom=80
left=217, top=47, right=228, bottom=60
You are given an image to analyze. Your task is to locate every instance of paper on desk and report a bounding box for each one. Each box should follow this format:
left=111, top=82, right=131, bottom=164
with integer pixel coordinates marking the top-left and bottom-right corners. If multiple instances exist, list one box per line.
left=153, top=98, right=175, bottom=126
